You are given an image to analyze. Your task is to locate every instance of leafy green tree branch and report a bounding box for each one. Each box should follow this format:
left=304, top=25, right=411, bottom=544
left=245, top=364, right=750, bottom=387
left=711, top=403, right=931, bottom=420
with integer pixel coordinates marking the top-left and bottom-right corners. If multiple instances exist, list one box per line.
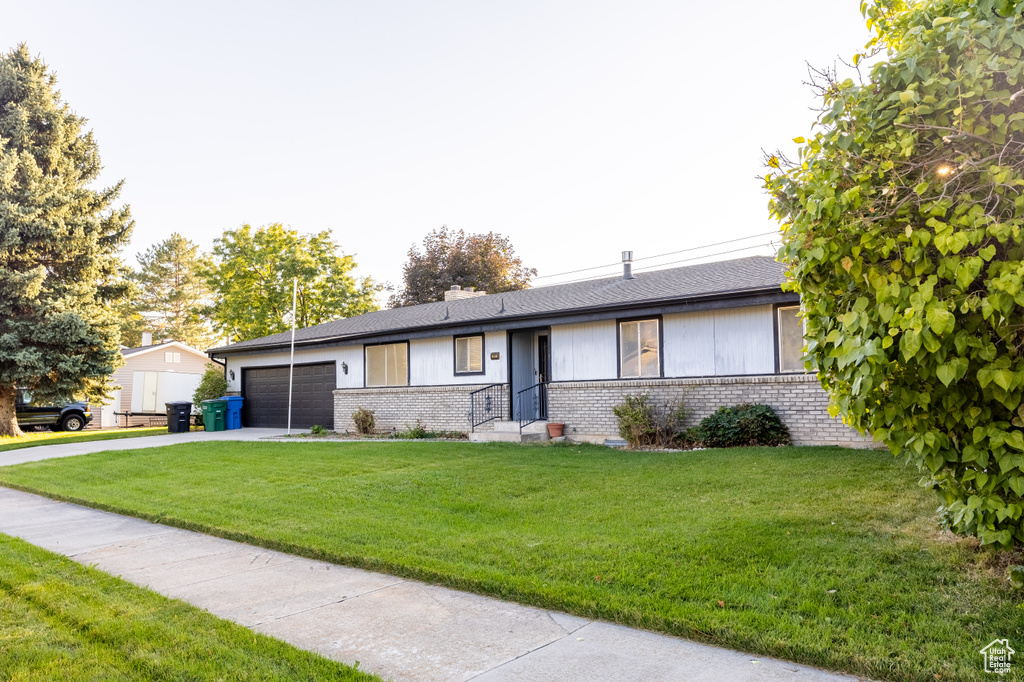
left=767, top=0, right=1024, bottom=547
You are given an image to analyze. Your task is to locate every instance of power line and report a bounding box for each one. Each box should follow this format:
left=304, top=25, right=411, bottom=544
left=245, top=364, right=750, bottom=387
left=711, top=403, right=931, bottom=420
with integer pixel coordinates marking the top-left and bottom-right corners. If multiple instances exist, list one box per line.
left=533, top=241, right=776, bottom=287
left=633, top=231, right=777, bottom=263
left=531, top=231, right=778, bottom=280
left=633, top=242, right=777, bottom=273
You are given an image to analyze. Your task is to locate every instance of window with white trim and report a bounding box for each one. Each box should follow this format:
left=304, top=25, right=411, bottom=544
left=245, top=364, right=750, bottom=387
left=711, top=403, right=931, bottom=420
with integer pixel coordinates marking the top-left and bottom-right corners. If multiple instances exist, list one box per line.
left=365, top=343, right=409, bottom=386
left=778, top=306, right=805, bottom=373
left=454, top=335, right=484, bottom=374
left=619, top=319, right=660, bottom=378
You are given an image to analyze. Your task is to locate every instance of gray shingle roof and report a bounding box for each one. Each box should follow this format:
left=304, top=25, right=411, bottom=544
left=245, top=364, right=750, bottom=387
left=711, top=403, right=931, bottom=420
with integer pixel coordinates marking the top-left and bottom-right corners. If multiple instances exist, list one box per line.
left=210, top=255, right=786, bottom=354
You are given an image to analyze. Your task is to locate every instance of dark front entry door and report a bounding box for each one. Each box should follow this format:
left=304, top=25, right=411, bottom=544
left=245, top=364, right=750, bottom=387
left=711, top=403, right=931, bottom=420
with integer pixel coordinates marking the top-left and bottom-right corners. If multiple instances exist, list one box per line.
left=242, top=363, right=336, bottom=429
left=537, top=334, right=549, bottom=419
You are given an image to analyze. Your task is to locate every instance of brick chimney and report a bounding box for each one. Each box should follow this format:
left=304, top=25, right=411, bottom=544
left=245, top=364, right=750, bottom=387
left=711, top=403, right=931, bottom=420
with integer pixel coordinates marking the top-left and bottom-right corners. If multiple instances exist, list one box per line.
left=443, top=285, right=487, bottom=302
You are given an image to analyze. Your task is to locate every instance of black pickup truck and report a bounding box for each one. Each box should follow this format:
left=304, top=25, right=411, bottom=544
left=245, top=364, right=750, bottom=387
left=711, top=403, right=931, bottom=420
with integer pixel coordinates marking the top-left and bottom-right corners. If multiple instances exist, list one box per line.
left=15, top=389, right=93, bottom=432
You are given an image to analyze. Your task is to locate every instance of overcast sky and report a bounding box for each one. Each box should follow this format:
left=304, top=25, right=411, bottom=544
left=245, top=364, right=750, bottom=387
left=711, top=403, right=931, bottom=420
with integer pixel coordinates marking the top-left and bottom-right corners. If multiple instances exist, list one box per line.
left=4, top=1, right=872, bottom=295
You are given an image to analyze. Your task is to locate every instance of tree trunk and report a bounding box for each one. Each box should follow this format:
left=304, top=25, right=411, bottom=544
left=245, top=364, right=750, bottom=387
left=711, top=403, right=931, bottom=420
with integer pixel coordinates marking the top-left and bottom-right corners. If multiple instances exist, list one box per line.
left=0, top=384, right=24, bottom=438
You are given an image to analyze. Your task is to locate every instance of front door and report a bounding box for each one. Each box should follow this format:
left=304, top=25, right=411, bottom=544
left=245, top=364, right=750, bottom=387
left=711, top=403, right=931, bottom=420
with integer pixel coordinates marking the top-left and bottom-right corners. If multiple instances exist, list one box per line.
left=509, top=329, right=549, bottom=421
left=537, top=334, right=549, bottom=419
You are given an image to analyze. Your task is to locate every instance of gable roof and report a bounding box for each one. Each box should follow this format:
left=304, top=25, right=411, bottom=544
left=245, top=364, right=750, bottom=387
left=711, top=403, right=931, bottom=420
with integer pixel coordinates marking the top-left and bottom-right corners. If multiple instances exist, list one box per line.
left=122, top=340, right=211, bottom=360
left=209, top=255, right=788, bottom=355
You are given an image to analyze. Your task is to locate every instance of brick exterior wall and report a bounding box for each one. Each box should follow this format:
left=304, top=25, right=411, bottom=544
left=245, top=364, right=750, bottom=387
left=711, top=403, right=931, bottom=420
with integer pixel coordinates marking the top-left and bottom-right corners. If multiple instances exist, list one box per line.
left=546, top=374, right=879, bottom=448
left=332, top=375, right=878, bottom=447
left=333, top=384, right=508, bottom=434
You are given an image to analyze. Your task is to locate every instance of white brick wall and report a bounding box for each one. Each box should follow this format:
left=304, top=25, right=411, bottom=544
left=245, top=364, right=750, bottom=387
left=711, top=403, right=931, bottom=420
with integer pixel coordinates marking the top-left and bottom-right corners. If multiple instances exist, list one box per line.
left=333, top=384, right=508, bottom=433
left=331, top=374, right=880, bottom=447
left=547, top=374, right=879, bottom=447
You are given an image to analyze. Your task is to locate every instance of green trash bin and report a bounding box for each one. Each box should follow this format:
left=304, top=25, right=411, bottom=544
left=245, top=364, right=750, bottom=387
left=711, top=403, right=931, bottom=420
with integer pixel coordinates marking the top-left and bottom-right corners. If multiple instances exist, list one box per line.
left=200, top=399, right=227, bottom=432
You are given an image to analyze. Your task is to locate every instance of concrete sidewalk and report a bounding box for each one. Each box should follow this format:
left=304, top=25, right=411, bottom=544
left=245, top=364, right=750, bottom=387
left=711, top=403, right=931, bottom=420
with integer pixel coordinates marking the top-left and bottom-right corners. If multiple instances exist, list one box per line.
left=0, top=427, right=291, bottom=467
left=0, top=486, right=864, bottom=682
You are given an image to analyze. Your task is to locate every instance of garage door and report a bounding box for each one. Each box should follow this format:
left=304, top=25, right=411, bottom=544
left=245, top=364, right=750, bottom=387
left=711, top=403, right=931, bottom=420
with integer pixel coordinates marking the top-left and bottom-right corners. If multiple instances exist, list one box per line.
left=242, top=363, right=336, bottom=429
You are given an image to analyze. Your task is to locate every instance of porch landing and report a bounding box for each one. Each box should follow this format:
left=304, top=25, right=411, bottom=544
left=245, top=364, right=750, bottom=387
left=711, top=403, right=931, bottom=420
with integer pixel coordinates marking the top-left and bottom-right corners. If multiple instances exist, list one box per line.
left=469, top=421, right=550, bottom=443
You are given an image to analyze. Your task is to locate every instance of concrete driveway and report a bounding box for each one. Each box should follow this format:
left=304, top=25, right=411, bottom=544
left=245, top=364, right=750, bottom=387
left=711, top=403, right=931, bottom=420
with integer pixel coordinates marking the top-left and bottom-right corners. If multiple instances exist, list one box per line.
left=0, top=427, right=290, bottom=467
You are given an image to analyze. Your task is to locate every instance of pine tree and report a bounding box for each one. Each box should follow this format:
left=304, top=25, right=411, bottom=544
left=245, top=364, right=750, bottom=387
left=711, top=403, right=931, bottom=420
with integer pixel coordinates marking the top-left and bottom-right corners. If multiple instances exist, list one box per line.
left=133, top=233, right=217, bottom=350
left=0, top=45, right=133, bottom=437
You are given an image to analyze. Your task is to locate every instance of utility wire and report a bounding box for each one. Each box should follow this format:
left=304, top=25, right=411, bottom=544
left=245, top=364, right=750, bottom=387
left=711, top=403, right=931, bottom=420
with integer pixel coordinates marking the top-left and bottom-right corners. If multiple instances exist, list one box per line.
left=533, top=241, right=775, bottom=287
left=633, top=231, right=776, bottom=262
left=531, top=231, right=778, bottom=280
left=633, top=242, right=777, bottom=272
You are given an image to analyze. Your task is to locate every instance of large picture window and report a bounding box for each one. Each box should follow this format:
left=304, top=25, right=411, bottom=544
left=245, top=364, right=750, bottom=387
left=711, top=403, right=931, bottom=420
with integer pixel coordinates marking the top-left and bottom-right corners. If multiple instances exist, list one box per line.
left=454, top=334, right=484, bottom=375
left=365, top=342, right=408, bottom=386
left=778, top=306, right=805, bottom=373
left=619, top=319, right=660, bottom=378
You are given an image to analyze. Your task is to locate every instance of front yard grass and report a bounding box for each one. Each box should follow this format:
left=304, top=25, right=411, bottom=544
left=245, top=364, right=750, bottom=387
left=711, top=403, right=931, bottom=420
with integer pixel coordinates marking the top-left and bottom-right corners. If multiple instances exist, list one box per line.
left=0, top=441, right=1020, bottom=682
left=0, top=532, right=378, bottom=681
left=0, top=427, right=168, bottom=453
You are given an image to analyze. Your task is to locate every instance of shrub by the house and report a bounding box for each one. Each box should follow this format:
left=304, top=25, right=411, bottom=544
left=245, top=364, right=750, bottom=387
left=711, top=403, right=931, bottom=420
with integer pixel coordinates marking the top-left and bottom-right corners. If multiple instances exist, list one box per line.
left=390, top=420, right=467, bottom=440
left=695, top=403, right=790, bottom=448
left=192, top=365, right=228, bottom=425
left=351, top=407, right=375, bottom=435
left=612, top=393, right=689, bottom=449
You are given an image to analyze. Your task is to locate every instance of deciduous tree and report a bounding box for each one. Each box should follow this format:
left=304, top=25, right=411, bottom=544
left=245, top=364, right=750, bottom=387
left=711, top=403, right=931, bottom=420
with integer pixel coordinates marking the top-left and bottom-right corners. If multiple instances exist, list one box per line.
left=389, top=226, right=536, bottom=307
left=766, top=0, right=1024, bottom=546
left=0, top=45, right=133, bottom=437
left=205, top=223, right=380, bottom=342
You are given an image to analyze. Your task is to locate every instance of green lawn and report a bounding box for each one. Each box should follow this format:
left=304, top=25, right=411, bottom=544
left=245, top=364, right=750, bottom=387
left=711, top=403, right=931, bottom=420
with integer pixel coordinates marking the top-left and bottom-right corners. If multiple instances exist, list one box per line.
left=0, top=532, right=378, bottom=681
left=0, top=427, right=168, bottom=453
left=0, top=441, right=1020, bottom=682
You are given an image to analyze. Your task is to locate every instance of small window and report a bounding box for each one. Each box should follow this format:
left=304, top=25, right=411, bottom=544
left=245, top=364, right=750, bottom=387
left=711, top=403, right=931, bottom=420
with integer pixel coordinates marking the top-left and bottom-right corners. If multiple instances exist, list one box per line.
left=164, top=351, right=173, bottom=362
left=619, top=319, right=660, bottom=378
left=454, top=335, right=484, bottom=374
left=173, top=353, right=181, bottom=363
left=365, top=343, right=409, bottom=386
left=778, top=306, right=805, bottom=373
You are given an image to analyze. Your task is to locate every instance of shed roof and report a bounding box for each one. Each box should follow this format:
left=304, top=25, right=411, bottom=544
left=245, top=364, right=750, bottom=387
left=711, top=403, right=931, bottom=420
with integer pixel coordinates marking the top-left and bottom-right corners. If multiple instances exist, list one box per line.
left=209, top=255, right=787, bottom=355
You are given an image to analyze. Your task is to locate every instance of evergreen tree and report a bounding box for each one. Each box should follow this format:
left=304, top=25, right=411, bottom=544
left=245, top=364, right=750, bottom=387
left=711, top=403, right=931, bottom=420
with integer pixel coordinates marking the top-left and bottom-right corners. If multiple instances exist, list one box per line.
left=0, top=44, right=133, bottom=437
left=133, top=233, right=217, bottom=350
left=389, top=226, right=536, bottom=307
left=205, top=223, right=380, bottom=342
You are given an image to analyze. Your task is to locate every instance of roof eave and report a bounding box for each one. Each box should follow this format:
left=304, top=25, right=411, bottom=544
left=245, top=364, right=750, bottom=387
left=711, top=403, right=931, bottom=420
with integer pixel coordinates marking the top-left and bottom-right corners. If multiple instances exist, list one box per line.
left=207, top=284, right=789, bottom=357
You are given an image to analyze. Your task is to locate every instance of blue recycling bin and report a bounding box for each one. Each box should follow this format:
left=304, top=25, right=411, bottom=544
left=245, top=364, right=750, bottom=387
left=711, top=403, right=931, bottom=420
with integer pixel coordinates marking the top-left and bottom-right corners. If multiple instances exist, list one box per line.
left=221, top=396, right=244, bottom=430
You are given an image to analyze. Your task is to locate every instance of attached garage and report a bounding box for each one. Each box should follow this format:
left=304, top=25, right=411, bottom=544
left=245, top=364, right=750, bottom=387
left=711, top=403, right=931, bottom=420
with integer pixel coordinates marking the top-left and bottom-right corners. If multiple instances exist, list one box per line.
left=241, top=363, right=336, bottom=429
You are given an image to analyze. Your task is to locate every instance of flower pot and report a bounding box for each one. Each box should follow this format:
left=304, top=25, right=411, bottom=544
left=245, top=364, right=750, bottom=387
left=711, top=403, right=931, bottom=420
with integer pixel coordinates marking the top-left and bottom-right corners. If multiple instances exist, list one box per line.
left=547, top=423, right=565, bottom=438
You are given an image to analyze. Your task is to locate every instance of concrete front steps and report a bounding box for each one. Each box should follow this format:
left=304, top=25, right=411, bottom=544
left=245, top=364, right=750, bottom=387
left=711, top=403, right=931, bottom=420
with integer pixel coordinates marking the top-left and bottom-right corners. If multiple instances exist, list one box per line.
left=469, top=420, right=550, bottom=443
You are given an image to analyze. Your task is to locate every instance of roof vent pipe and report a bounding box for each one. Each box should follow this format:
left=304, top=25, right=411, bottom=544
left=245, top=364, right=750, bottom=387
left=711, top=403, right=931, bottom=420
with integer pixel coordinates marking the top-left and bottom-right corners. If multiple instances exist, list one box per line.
left=622, top=251, right=634, bottom=280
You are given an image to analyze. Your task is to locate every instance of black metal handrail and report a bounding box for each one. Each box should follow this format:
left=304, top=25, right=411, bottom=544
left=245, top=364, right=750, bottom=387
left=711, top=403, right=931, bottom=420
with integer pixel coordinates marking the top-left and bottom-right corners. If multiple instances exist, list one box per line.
left=469, top=383, right=505, bottom=431
left=514, top=382, right=547, bottom=433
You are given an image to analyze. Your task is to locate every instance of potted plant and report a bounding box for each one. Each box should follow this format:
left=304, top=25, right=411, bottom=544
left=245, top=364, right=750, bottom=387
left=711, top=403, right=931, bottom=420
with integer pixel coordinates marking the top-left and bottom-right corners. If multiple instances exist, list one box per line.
left=547, top=422, right=565, bottom=438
